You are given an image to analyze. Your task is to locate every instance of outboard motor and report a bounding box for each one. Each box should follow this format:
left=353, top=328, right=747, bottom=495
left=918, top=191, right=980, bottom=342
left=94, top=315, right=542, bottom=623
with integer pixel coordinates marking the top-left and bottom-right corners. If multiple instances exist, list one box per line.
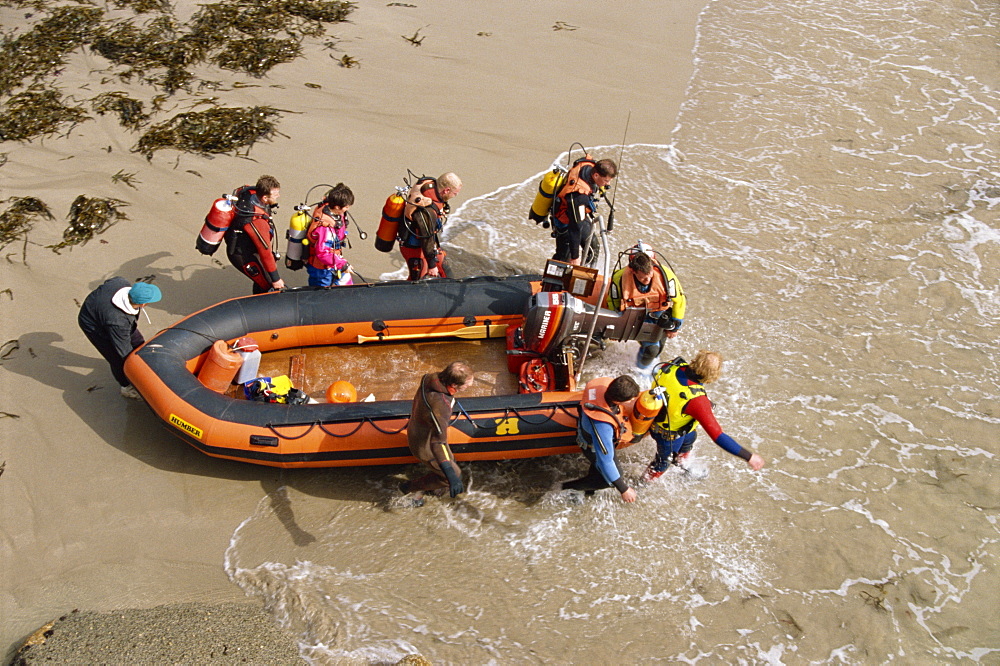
left=521, top=291, right=588, bottom=355
left=521, top=291, right=665, bottom=356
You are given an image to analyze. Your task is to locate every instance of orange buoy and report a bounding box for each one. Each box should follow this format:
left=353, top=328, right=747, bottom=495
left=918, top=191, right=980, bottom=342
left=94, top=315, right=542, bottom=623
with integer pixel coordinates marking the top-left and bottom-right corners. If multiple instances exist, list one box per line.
left=326, top=380, right=357, bottom=403
left=197, top=339, right=243, bottom=392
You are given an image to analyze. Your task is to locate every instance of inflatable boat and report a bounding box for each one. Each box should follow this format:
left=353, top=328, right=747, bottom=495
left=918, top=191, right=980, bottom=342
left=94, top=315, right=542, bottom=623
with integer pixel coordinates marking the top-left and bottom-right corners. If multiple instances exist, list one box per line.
left=124, top=268, right=669, bottom=469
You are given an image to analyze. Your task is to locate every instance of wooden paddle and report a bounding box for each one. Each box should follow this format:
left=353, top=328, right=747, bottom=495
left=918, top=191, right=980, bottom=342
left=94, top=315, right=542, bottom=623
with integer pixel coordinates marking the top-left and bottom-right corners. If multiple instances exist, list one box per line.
left=357, top=324, right=509, bottom=344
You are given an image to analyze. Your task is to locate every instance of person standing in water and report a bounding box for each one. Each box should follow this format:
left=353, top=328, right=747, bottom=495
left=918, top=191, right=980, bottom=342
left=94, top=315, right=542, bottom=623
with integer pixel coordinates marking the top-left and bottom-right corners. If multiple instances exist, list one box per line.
left=398, top=172, right=462, bottom=280
left=606, top=243, right=687, bottom=371
left=401, top=361, right=474, bottom=498
left=643, top=350, right=765, bottom=480
left=562, top=374, right=641, bottom=503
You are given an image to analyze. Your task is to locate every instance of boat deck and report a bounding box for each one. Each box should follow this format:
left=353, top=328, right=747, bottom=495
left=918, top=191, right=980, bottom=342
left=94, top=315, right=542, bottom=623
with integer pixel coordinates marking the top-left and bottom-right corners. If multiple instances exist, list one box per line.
left=247, top=337, right=519, bottom=402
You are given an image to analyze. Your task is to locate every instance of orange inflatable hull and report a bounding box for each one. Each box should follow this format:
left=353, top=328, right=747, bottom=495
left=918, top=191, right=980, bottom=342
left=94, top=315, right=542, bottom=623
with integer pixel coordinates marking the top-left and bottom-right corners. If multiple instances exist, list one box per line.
left=124, top=276, right=593, bottom=468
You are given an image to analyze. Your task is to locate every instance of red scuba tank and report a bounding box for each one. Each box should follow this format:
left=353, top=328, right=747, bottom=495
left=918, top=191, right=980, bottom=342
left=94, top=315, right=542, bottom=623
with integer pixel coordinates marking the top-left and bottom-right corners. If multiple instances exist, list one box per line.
left=196, top=194, right=237, bottom=255
left=375, top=191, right=406, bottom=253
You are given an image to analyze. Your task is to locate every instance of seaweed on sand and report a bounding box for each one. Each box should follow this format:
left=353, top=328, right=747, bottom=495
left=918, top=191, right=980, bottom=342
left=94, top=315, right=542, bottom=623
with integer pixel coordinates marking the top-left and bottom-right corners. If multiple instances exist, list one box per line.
left=48, top=196, right=129, bottom=253
left=108, top=0, right=172, bottom=14
left=214, top=37, right=301, bottom=77
left=134, top=105, right=282, bottom=159
left=0, top=197, right=53, bottom=258
left=0, top=87, right=90, bottom=142
left=188, top=0, right=355, bottom=41
left=91, top=91, right=149, bottom=130
left=0, top=5, right=103, bottom=97
left=90, top=15, right=206, bottom=94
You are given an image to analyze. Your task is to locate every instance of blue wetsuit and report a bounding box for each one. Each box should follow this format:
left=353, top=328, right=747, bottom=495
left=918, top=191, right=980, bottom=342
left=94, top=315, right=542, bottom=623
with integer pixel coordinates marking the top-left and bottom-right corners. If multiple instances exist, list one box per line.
left=564, top=411, right=630, bottom=494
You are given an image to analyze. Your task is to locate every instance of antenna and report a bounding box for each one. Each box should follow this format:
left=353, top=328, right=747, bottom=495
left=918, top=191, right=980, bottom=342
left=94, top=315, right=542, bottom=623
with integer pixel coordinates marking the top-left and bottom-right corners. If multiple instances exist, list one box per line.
left=606, top=110, right=630, bottom=232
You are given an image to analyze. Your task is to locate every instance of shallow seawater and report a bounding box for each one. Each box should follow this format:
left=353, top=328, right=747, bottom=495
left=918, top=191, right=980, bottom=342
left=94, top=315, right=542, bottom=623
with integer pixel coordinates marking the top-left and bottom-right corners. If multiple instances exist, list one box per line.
left=225, top=0, right=1000, bottom=661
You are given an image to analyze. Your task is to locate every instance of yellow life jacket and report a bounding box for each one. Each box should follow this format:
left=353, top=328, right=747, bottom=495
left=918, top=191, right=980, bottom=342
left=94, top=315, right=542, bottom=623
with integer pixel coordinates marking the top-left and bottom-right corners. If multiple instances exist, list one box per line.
left=650, top=358, right=706, bottom=434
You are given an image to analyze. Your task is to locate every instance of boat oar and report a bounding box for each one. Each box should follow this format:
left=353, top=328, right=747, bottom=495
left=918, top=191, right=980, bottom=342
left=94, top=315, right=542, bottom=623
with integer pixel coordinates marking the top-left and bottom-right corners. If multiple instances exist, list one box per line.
left=357, top=324, right=508, bottom=344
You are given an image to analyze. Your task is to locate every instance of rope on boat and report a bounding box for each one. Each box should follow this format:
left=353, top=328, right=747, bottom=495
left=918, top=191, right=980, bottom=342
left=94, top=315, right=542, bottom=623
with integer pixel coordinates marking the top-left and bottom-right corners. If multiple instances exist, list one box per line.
left=262, top=403, right=579, bottom=440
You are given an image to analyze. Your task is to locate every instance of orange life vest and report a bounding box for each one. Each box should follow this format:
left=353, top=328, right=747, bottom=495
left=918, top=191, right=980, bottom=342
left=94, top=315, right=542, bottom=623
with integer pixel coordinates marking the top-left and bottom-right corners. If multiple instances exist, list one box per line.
left=619, top=265, right=671, bottom=311
left=553, top=156, right=597, bottom=228
left=579, top=377, right=635, bottom=448
left=400, top=178, right=445, bottom=247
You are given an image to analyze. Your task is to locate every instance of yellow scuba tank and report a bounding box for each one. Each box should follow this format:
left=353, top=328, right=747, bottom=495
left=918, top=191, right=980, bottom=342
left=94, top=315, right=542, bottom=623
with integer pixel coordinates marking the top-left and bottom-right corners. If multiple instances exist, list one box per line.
left=528, top=168, right=566, bottom=228
left=375, top=191, right=407, bottom=253
left=284, top=206, right=310, bottom=270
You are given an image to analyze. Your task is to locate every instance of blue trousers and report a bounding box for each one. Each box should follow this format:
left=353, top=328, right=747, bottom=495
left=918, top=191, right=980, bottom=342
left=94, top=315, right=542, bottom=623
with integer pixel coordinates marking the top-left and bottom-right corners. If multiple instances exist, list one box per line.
left=648, top=430, right=696, bottom=472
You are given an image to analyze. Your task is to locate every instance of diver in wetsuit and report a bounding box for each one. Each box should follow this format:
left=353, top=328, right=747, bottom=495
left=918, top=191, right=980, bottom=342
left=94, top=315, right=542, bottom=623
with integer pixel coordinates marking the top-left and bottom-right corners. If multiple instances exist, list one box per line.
left=562, top=375, right=641, bottom=503
left=400, top=361, right=474, bottom=498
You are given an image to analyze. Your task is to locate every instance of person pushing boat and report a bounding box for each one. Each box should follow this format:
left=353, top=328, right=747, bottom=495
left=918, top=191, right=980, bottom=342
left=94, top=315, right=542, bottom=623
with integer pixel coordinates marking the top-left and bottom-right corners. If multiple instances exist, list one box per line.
left=400, top=361, right=475, bottom=498
left=78, top=277, right=162, bottom=400
left=562, top=375, right=641, bottom=502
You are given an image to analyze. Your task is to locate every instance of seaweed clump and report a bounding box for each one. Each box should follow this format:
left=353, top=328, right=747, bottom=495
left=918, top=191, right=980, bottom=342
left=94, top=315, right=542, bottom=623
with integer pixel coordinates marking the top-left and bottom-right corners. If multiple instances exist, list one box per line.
left=0, top=87, right=90, bottom=142
left=214, top=37, right=301, bottom=77
left=49, top=196, right=129, bottom=253
left=134, top=106, right=281, bottom=159
left=91, top=92, right=150, bottom=131
left=188, top=0, right=355, bottom=41
left=108, top=0, right=172, bottom=14
left=90, top=15, right=205, bottom=94
left=0, top=5, right=103, bottom=97
left=0, top=197, right=53, bottom=255
left=87, top=0, right=357, bottom=88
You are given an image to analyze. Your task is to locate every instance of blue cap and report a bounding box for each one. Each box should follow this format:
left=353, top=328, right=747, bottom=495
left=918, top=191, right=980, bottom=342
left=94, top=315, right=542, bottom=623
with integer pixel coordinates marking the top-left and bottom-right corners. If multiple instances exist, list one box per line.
left=129, top=282, right=162, bottom=305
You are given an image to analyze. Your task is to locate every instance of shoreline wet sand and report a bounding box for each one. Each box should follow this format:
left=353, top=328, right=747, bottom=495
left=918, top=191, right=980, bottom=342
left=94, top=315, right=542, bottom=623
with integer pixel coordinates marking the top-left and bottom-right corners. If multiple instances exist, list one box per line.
left=1, top=1, right=705, bottom=661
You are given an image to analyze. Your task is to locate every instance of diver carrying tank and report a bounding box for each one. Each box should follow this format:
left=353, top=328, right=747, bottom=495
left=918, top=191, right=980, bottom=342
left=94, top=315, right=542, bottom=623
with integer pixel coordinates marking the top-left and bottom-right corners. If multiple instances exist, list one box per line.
left=375, top=188, right=407, bottom=253
left=196, top=193, right=237, bottom=255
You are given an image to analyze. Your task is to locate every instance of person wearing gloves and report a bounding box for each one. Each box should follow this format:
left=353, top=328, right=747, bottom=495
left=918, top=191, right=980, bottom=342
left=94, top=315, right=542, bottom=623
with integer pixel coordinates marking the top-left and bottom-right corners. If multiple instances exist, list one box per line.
left=562, top=375, right=641, bottom=503
left=77, top=278, right=162, bottom=400
left=606, top=243, right=686, bottom=371
left=642, top=351, right=765, bottom=480
left=400, top=361, right=474, bottom=499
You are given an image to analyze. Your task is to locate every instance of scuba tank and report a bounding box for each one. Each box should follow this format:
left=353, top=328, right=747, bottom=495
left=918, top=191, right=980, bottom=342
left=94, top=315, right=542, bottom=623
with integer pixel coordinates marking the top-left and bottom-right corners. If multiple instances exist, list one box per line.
left=528, top=145, right=593, bottom=229
left=284, top=205, right=310, bottom=270
left=629, top=387, right=664, bottom=442
left=196, top=193, right=237, bottom=255
left=528, top=167, right=567, bottom=228
left=375, top=189, right=407, bottom=253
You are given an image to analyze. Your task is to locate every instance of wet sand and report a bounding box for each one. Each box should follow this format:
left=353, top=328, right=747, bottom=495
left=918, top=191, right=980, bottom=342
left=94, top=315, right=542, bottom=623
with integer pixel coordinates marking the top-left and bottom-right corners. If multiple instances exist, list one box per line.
left=1, top=0, right=704, bottom=660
